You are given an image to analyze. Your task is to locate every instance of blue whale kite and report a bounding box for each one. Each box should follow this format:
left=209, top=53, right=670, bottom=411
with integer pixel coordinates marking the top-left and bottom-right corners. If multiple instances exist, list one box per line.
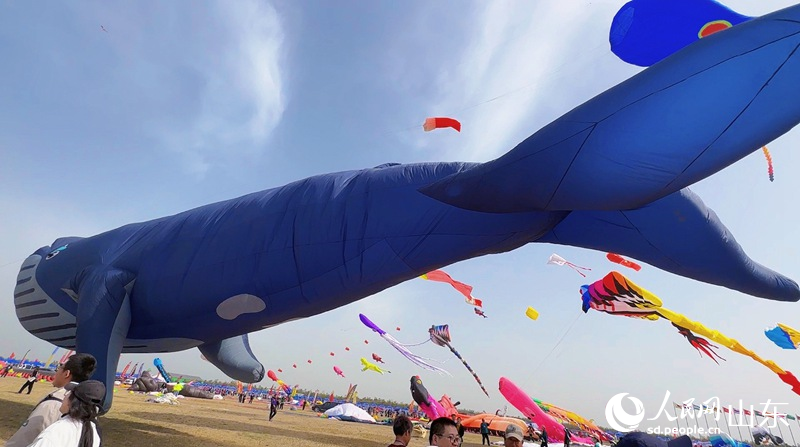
left=13, top=3, right=800, bottom=411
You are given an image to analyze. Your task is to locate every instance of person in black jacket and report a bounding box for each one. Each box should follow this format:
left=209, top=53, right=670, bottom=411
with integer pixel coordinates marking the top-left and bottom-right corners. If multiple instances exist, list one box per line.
left=18, top=367, right=40, bottom=394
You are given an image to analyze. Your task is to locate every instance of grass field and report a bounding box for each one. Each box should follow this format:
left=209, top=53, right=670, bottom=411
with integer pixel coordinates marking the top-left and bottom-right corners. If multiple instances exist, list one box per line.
left=0, top=377, right=494, bottom=446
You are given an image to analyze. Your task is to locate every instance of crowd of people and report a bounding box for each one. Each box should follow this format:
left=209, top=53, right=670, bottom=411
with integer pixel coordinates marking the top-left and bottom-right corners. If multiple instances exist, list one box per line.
left=0, top=354, right=705, bottom=447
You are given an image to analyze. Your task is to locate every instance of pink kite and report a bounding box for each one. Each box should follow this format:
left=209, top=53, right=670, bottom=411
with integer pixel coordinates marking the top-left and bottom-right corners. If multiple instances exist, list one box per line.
left=333, top=366, right=345, bottom=378
left=420, top=269, right=483, bottom=307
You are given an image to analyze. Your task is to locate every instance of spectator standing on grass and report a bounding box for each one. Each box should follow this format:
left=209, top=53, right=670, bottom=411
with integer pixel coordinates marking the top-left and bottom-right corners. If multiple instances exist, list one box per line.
left=5, top=353, right=96, bottom=447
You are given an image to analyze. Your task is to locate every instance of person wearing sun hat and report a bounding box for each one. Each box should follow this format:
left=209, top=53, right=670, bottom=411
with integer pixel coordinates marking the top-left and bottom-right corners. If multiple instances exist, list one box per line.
left=25, top=380, right=106, bottom=447
left=4, top=353, right=96, bottom=447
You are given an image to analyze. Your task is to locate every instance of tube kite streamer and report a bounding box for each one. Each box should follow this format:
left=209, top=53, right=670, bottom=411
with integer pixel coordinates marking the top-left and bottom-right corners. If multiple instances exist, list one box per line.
left=429, top=324, right=489, bottom=397
left=266, top=369, right=292, bottom=393
left=423, top=117, right=461, bottom=132
left=581, top=272, right=800, bottom=395
left=360, top=357, right=390, bottom=374
left=499, top=377, right=598, bottom=444
left=606, top=253, right=642, bottom=271
left=765, top=323, right=800, bottom=350
left=359, top=314, right=449, bottom=374
left=420, top=269, right=483, bottom=307
left=547, top=253, right=591, bottom=277
left=762, top=146, right=774, bottom=182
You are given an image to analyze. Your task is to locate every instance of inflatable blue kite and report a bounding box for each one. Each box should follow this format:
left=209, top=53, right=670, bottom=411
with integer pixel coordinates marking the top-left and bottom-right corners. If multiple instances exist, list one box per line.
left=153, top=358, right=172, bottom=383
left=765, top=324, right=800, bottom=350
left=13, top=3, right=800, bottom=412
left=610, top=0, right=752, bottom=67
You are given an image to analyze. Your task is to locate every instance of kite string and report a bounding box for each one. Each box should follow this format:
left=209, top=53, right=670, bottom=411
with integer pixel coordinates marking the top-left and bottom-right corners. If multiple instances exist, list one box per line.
left=385, top=41, right=611, bottom=135
left=533, top=312, right=584, bottom=371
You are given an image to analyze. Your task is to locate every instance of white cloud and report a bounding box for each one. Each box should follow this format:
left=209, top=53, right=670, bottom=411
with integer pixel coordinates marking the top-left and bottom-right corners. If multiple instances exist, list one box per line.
left=158, top=0, right=288, bottom=176
left=389, top=1, right=638, bottom=163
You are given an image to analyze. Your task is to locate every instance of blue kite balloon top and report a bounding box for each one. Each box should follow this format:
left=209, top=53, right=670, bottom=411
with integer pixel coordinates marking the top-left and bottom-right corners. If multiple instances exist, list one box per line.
left=610, top=0, right=751, bottom=67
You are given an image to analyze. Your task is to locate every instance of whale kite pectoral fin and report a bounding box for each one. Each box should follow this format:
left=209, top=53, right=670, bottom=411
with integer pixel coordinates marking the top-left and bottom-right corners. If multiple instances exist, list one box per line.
left=74, top=267, right=136, bottom=413
left=539, top=188, right=800, bottom=302
left=198, top=334, right=265, bottom=383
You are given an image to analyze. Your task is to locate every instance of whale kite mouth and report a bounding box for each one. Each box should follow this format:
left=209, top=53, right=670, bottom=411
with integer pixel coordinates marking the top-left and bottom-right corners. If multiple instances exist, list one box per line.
left=14, top=254, right=78, bottom=348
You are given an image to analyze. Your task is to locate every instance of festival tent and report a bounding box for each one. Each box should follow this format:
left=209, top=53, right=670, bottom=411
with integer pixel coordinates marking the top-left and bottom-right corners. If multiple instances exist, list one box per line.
left=324, top=403, right=376, bottom=423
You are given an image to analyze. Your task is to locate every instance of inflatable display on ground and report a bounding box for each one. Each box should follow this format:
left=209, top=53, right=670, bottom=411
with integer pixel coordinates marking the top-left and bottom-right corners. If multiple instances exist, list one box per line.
left=499, top=377, right=599, bottom=444
left=324, top=403, right=376, bottom=423
left=129, top=371, right=162, bottom=392
left=13, top=4, right=800, bottom=411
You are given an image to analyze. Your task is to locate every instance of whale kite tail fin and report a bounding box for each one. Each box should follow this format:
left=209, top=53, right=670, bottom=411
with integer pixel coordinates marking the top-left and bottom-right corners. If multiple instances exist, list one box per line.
left=539, top=188, right=799, bottom=302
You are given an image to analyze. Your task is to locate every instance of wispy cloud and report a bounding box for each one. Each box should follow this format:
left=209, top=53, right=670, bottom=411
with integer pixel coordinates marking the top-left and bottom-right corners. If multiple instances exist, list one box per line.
left=153, top=1, right=288, bottom=175
left=388, top=1, right=633, bottom=162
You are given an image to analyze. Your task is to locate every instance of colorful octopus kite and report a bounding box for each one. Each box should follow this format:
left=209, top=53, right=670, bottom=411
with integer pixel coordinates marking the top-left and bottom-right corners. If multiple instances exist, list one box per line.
left=581, top=272, right=800, bottom=395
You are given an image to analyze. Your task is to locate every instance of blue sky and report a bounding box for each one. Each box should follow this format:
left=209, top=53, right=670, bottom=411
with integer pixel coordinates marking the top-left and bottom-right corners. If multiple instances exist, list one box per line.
left=2, top=0, right=800, bottom=434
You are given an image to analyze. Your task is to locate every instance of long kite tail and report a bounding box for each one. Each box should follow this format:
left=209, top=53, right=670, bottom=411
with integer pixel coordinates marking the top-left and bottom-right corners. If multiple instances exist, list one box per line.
left=382, top=332, right=450, bottom=375
left=671, top=323, right=725, bottom=364
left=446, top=342, right=490, bottom=397
left=360, top=313, right=450, bottom=375
left=656, top=307, right=800, bottom=396
left=762, top=146, right=774, bottom=182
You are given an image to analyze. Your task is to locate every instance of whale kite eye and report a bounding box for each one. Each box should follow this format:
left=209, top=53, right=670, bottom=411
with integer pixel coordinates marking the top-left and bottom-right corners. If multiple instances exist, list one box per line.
left=46, top=244, right=69, bottom=260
